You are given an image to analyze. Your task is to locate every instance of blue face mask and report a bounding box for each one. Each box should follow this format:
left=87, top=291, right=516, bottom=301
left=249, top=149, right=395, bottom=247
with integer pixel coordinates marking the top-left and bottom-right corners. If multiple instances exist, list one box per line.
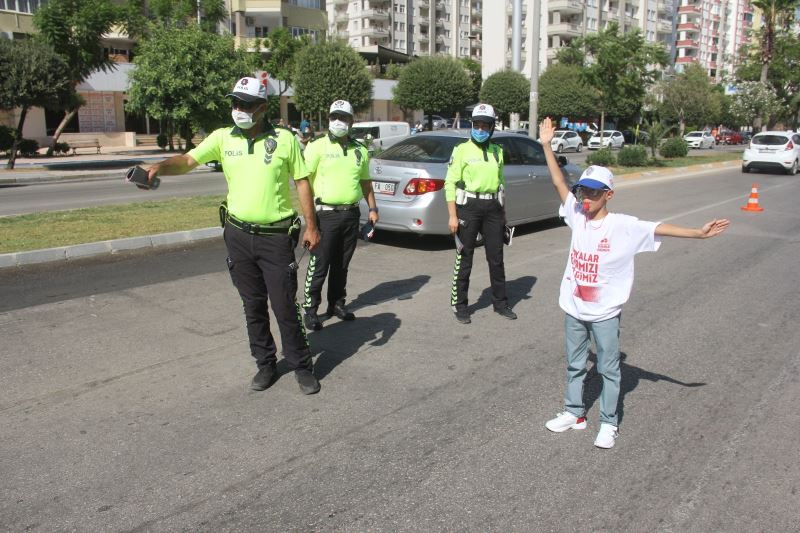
left=471, top=128, right=490, bottom=143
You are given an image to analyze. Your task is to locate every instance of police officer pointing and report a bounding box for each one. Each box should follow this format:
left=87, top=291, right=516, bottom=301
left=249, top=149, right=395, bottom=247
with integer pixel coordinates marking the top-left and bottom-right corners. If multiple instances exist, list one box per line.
left=301, top=100, right=379, bottom=330
left=144, top=77, right=323, bottom=395
left=445, top=104, right=517, bottom=324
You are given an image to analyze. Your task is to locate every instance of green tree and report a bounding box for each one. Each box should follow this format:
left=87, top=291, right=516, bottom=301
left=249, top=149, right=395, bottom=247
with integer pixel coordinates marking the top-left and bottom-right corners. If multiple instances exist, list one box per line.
left=460, top=57, right=482, bottom=103
left=33, top=0, right=122, bottom=155
left=0, top=39, right=73, bottom=168
left=292, top=40, right=373, bottom=127
left=478, top=69, right=530, bottom=127
left=577, top=23, right=668, bottom=138
left=393, top=56, right=472, bottom=130
left=538, top=63, right=599, bottom=121
left=259, top=28, right=310, bottom=120
left=641, top=118, right=673, bottom=160
left=126, top=25, right=253, bottom=151
left=729, top=81, right=782, bottom=129
left=658, top=64, right=722, bottom=135
left=750, top=0, right=799, bottom=129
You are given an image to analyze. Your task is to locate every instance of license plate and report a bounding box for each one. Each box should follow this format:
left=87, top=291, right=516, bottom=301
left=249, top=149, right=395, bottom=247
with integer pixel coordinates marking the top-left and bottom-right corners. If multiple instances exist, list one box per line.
left=758, top=149, right=773, bottom=153
left=373, top=181, right=396, bottom=195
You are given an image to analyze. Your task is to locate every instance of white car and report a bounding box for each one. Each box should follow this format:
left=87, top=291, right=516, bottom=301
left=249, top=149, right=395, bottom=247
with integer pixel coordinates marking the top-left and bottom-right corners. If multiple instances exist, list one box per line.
left=743, top=131, right=800, bottom=175
left=547, top=130, right=583, bottom=153
left=587, top=130, right=624, bottom=150
left=351, top=121, right=411, bottom=155
left=684, top=131, right=715, bottom=149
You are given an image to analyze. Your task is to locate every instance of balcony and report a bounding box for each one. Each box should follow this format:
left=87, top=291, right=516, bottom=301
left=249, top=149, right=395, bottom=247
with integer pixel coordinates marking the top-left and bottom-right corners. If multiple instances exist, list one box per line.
left=472, top=22, right=481, bottom=32
left=331, top=0, right=348, bottom=5
left=362, top=9, right=390, bottom=22
left=656, top=0, right=668, bottom=13
left=436, top=34, right=445, bottom=43
left=435, top=19, right=444, bottom=28
left=548, top=0, right=583, bottom=14
left=419, top=18, right=429, bottom=26
left=548, top=22, right=582, bottom=37
left=677, top=22, right=700, bottom=32
left=417, top=0, right=429, bottom=6
left=334, top=11, right=349, bottom=23
left=657, top=19, right=672, bottom=33
left=675, top=56, right=697, bottom=64
left=676, top=38, right=699, bottom=48
left=363, top=26, right=390, bottom=38
left=419, top=33, right=430, bottom=42
left=678, top=5, right=701, bottom=15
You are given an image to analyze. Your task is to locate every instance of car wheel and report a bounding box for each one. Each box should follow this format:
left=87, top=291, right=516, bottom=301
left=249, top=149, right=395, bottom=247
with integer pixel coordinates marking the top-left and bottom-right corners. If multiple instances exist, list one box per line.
left=709, top=142, right=714, bottom=149
left=742, top=165, right=750, bottom=173
left=786, top=160, right=798, bottom=175
left=556, top=143, right=564, bottom=153
left=619, top=142, right=624, bottom=150
left=576, top=143, right=582, bottom=152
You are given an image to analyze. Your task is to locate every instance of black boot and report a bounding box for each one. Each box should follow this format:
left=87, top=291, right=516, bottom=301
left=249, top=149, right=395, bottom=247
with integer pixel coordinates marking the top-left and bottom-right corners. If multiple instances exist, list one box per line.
left=304, top=309, right=322, bottom=331
left=295, top=368, right=321, bottom=395
left=250, top=362, right=277, bottom=391
left=328, top=302, right=355, bottom=321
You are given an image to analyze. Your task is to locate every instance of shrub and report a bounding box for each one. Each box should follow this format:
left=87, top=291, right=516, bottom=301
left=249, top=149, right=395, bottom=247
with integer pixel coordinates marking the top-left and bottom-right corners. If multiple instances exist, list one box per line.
left=617, top=145, right=648, bottom=167
left=586, top=148, right=616, bottom=166
left=659, top=137, right=689, bottom=158
left=18, top=138, right=39, bottom=157
left=54, top=142, right=71, bottom=155
left=156, top=133, right=168, bottom=150
left=0, top=125, right=14, bottom=152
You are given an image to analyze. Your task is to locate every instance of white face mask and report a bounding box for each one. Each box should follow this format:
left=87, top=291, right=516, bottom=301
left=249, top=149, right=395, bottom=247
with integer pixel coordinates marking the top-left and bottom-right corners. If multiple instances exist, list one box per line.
left=231, top=109, right=256, bottom=130
left=329, top=119, right=349, bottom=138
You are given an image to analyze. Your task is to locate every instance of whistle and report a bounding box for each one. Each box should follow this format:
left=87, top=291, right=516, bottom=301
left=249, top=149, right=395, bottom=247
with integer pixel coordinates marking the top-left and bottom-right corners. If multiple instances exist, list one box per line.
left=582, top=199, right=590, bottom=213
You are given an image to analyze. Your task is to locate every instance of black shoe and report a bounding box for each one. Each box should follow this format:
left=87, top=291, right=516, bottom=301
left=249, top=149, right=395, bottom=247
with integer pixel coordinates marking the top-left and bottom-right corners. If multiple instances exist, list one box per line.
left=328, top=303, right=355, bottom=321
left=250, top=363, right=277, bottom=391
left=295, top=369, right=321, bottom=395
left=454, top=309, right=471, bottom=324
left=494, top=306, right=517, bottom=320
left=304, top=310, right=322, bottom=331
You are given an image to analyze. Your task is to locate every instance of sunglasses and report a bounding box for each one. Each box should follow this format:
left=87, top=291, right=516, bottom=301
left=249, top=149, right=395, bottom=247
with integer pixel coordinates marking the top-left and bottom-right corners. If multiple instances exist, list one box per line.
left=576, top=186, right=608, bottom=199
left=231, top=99, right=261, bottom=111
left=329, top=113, right=351, bottom=122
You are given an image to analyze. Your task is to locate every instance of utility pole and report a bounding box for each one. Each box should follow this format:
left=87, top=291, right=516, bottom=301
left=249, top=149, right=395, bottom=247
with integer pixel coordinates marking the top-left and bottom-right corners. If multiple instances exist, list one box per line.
left=197, top=0, right=201, bottom=24
left=527, top=0, right=540, bottom=139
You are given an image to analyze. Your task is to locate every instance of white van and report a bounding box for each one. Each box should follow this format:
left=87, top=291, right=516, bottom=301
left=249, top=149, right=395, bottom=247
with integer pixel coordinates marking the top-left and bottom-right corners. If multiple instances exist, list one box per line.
left=351, top=121, right=411, bottom=154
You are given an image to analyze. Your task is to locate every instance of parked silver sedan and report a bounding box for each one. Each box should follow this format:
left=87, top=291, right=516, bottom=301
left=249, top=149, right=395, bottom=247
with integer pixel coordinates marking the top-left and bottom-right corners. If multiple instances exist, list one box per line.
left=359, top=131, right=582, bottom=235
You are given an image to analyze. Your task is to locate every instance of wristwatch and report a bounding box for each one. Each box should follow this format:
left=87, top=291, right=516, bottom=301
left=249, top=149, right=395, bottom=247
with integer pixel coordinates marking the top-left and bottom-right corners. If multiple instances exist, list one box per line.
left=369, top=207, right=379, bottom=213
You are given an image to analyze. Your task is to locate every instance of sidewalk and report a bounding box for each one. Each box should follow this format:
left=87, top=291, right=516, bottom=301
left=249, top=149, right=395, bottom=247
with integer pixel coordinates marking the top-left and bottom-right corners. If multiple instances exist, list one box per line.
left=0, top=146, right=178, bottom=185
left=0, top=158, right=740, bottom=270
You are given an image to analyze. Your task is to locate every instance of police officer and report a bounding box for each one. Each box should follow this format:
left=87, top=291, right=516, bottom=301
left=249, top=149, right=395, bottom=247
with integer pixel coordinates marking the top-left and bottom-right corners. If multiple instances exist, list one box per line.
left=301, top=100, right=379, bottom=331
left=144, top=77, right=323, bottom=395
left=445, top=103, right=517, bottom=324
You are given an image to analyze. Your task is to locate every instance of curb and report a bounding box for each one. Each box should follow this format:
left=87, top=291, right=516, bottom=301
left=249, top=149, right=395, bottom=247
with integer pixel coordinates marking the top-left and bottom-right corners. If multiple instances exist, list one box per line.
left=1, top=227, right=222, bottom=269
left=615, top=159, right=740, bottom=183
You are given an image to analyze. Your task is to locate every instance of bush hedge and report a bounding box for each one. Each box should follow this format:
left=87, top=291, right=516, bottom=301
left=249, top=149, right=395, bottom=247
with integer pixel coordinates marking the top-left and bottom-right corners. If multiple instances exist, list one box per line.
left=659, top=138, right=689, bottom=158
left=586, top=148, right=616, bottom=166
left=18, top=138, right=39, bottom=157
left=617, top=145, right=648, bottom=167
left=0, top=125, right=15, bottom=152
left=156, top=133, right=168, bottom=150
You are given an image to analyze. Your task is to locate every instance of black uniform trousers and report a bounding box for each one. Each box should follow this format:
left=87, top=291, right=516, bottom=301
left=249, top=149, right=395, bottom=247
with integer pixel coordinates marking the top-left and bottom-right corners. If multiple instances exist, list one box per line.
left=302, top=208, right=360, bottom=312
left=451, top=197, right=508, bottom=312
left=223, top=225, right=312, bottom=371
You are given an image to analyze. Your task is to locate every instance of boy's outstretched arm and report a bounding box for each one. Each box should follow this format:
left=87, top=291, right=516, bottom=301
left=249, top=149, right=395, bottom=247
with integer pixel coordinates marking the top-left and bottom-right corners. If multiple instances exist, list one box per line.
left=539, top=117, right=570, bottom=204
left=655, top=218, right=730, bottom=238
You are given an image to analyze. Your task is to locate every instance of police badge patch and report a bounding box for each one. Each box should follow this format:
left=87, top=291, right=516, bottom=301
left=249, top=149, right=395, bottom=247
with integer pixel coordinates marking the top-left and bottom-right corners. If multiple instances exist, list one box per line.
left=354, top=148, right=362, bottom=167
left=263, top=137, right=278, bottom=164
left=448, top=156, right=454, bottom=167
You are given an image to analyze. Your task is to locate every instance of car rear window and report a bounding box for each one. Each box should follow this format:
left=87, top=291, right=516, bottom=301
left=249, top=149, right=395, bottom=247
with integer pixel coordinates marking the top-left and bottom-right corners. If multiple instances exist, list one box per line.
left=686, top=132, right=702, bottom=137
left=752, top=135, right=789, bottom=146
left=378, top=136, right=465, bottom=163
left=352, top=126, right=380, bottom=139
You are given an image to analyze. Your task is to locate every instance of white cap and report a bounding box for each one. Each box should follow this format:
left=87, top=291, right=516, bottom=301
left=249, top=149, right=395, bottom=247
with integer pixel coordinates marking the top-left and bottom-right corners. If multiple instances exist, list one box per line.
left=329, top=100, right=354, bottom=117
left=472, top=103, right=496, bottom=123
left=573, top=165, right=615, bottom=191
left=226, top=77, right=267, bottom=102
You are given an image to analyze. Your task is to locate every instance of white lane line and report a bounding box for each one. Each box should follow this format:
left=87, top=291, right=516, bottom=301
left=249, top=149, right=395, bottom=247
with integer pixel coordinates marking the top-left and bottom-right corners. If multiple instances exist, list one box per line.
left=660, top=180, right=796, bottom=222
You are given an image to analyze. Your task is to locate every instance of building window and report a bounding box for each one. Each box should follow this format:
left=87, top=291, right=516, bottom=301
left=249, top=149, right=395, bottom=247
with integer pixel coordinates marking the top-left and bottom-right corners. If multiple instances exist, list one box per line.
left=286, top=0, right=322, bottom=8
left=1, top=0, right=47, bottom=12
left=394, top=3, right=405, bottom=14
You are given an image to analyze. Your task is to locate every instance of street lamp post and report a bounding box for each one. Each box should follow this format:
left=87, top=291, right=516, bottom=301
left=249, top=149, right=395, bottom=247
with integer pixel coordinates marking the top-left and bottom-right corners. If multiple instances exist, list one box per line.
left=528, top=0, right=540, bottom=139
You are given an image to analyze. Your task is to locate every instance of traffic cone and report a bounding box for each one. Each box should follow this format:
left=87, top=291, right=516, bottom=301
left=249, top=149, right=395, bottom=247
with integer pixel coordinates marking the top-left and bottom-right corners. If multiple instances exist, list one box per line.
left=741, top=183, right=764, bottom=212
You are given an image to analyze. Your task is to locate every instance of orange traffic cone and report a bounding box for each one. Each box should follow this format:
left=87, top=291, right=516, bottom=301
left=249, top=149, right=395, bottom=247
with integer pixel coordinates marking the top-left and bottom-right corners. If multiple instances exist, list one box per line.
left=741, top=183, right=764, bottom=212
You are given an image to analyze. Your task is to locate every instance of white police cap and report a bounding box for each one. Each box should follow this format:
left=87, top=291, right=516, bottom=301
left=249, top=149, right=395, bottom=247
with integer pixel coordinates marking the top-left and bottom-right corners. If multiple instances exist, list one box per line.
left=329, top=100, right=354, bottom=117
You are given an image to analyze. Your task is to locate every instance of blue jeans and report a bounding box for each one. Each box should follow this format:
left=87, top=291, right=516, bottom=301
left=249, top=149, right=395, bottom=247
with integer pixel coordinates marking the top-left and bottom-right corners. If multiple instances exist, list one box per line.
left=564, top=313, right=621, bottom=426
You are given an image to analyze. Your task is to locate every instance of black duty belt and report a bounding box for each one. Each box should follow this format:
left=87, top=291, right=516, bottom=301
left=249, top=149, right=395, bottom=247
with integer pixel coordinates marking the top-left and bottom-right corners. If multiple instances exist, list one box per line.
left=315, top=201, right=359, bottom=212
left=226, top=213, right=297, bottom=235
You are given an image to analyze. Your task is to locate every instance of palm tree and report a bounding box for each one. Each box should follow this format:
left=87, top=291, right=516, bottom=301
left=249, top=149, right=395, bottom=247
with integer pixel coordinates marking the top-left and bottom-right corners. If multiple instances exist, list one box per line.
left=752, top=0, right=800, bottom=84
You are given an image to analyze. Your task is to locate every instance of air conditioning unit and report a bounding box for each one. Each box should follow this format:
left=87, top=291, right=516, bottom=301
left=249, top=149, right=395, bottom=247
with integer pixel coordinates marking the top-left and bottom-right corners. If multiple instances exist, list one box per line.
left=245, top=16, right=255, bottom=27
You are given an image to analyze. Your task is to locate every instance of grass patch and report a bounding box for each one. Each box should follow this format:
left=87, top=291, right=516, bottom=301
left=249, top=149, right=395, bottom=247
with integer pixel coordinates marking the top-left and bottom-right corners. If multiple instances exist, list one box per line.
left=0, top=195, right=229, bottom=253
left=611, top=150, right=741, bottom=175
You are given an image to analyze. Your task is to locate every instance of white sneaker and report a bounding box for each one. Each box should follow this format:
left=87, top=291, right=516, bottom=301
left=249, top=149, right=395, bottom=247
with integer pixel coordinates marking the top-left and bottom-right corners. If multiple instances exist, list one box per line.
left=594, top=423, right=619, bottom=449
left=545, top=411, right=587, bottom=432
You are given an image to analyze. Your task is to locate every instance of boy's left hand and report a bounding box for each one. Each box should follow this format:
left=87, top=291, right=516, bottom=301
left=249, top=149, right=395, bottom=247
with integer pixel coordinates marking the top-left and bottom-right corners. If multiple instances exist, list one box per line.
left=700, top=218, right=730, bottom=238
left=539, top=117, right=556, bottom=145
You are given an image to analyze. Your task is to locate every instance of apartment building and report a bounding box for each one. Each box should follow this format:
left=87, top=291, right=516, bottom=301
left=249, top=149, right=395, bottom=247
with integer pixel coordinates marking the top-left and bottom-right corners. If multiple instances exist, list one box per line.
left=674, top=0, right=752, bottom=80
left=483, top=1, right=677, bottom=80
left=328, top=0, right=482, bottom=61
left=225, top=0, right=327, bottom=50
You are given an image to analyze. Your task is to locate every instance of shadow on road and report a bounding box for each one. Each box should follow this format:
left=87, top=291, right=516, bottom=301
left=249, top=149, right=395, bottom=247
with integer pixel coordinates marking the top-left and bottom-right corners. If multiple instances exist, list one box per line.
left=304, top=311, right=401, bottom=380
left=347, top=274, right=430, bottom=312
left=583, top=351, right=706, bottom=425
left=469, top=275, right=537, bottom=313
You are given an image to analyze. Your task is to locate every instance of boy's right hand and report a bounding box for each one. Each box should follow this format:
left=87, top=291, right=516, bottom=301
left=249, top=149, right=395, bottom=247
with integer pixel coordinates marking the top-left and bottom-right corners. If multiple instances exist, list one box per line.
left=539, top=117, right=555, bottom=146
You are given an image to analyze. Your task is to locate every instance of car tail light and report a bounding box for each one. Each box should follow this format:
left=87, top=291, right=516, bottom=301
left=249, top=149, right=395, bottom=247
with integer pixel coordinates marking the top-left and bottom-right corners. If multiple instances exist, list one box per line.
left=785, top=141, right=794, bottom=151
left=404, top=177, right=444, bottom=195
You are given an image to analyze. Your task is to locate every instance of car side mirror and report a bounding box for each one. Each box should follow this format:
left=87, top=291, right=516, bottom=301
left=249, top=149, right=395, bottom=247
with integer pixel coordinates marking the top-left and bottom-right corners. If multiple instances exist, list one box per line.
left=557, top=155, right=568, bottom=166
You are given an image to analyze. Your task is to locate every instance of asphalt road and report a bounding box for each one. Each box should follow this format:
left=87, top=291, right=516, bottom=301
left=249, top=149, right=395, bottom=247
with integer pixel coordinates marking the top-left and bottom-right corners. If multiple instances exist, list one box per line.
left=2, top=166, right=799, bottom=531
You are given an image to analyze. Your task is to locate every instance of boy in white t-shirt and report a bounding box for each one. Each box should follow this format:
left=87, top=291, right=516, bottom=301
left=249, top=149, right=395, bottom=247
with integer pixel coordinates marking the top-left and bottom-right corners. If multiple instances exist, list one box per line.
left=539, top=117, right=730, bottom=449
